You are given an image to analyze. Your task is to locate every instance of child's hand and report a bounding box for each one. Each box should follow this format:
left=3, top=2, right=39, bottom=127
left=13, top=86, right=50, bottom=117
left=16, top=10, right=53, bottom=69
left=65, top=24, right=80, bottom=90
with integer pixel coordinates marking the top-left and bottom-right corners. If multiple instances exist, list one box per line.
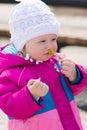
left=60, top=58, right=77, bottom=82
left=27, top=78, right=49, bottom=100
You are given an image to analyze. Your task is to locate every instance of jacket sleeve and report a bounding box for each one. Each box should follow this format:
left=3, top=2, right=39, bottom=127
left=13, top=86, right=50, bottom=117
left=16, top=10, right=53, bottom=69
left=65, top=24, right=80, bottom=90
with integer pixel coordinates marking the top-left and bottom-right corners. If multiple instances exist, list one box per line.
left=65, top=64, right=87, bottom=96
left=0, top=75, right=43, bottom=119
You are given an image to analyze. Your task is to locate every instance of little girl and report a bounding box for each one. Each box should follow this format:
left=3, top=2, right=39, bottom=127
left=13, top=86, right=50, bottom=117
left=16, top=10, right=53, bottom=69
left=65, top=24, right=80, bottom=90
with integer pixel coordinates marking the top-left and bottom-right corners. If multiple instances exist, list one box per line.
left=0, top=0, right=87, bottom=130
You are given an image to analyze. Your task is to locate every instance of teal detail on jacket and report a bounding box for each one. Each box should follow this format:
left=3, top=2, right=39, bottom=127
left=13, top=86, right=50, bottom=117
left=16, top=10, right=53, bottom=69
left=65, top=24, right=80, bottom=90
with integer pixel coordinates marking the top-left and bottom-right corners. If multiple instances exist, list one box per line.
left=8, top=116, right=13, bottom=120
left=60, top=75, right=74, bottom=101
left=55, top=59, right=82, bottom=101
left=55, top=59, right=62, bottom=72
left=55, top=56, right=73, bottom=101
left=71, top=67, right=82, bottom=85
left=35, top=91, right=56, bottom=115
left=2, top=43, right=18, bottom=55
left=59, top=67, right=82, bottom=101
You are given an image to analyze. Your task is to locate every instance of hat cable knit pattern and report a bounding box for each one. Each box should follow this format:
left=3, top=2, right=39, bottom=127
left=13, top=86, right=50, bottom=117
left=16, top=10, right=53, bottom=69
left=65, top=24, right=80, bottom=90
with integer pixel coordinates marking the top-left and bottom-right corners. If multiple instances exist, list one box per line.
left=9, top=0, right=60, bottom=50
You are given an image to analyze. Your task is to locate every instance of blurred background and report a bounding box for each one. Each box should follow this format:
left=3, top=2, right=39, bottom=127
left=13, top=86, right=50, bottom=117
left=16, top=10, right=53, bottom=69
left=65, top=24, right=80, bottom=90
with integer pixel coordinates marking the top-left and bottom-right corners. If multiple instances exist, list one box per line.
left=0, top=0, right=87, bottom=7
left=0, top=0, right=87, bottom=130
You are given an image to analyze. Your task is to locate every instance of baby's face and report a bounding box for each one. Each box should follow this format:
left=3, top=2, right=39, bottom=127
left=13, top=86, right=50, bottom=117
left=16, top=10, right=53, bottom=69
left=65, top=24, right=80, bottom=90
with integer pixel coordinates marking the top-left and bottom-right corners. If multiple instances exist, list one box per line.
left=23, top=34, right=58, bottom=61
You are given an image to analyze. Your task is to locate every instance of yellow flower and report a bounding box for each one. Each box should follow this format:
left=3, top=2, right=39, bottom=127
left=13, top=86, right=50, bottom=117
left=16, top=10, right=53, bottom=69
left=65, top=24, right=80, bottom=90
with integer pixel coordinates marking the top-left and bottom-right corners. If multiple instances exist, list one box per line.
left=48, top=49, right=54, bottom=55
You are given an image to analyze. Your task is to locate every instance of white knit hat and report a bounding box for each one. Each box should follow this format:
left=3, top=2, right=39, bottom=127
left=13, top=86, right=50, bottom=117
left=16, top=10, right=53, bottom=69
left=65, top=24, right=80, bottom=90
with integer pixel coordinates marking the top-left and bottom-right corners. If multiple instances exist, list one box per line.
left=9, top=0, right=60, bottom=51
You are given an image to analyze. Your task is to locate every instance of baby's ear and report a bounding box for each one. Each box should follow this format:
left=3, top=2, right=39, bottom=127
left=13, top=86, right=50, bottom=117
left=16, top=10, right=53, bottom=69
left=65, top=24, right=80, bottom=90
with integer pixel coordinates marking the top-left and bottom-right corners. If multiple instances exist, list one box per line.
left=17, top=52, right=23, bottom=57
left=17, top=51, right=25, bottom=58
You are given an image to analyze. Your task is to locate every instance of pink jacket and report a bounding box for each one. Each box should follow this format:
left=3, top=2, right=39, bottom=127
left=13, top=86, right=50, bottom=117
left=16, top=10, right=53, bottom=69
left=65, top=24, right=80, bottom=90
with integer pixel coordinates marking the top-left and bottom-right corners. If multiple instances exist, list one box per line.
left=0, top=51, right=87, bottom=130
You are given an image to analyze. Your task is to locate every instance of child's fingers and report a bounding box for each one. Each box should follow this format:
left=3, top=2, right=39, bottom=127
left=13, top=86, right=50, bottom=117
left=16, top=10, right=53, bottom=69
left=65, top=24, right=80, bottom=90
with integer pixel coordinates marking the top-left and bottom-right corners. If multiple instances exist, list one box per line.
left=33, top=78, right=41, bottom=87
left=55, top=53, right=66, bottom=60
left=28, top=78, right=41, bottom=86
left=61, top=59, right=75, bottom=67
left=28, top=79, right=35, bottom=85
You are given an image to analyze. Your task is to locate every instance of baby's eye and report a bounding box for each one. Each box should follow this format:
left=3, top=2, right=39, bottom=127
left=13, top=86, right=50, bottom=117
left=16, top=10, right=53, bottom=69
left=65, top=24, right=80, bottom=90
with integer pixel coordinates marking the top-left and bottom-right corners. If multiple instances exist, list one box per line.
left=40, top=40, right=46, bottom=43
left=52, top=38, right=57, bottom=41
